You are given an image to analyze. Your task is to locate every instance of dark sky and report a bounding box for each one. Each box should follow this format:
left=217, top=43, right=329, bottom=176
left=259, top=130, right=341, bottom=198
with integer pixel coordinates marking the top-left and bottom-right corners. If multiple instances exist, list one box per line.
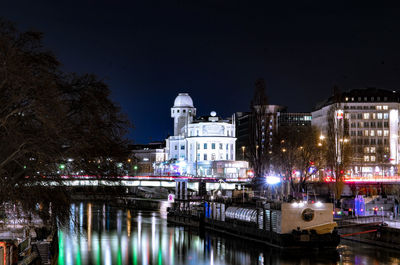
left=2, top=1, right=400, bottom=143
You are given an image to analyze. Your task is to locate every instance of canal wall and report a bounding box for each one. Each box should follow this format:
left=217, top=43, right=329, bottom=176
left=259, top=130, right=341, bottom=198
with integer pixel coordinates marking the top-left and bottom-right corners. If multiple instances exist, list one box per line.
left=340, top=224, right=400, bottom=250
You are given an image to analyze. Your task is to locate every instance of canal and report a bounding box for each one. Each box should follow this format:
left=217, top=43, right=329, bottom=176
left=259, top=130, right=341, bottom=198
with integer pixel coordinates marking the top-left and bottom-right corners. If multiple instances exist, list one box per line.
left=58, top=202, right=400, bottom=265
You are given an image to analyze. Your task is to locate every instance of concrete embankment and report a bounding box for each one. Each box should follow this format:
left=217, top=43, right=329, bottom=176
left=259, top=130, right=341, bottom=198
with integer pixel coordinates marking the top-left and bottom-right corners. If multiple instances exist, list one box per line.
left=339, top=223, right=400, bottom=250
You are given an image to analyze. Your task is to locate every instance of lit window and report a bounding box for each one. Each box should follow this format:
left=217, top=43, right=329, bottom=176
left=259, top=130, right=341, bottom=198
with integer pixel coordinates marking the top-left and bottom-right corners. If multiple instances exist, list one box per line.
left=383, top=105, right=388, bottom=110
left=372, top=113, right=376, bottom=119
left=211, top=153, right=216, bottom=160
left=364, top=156, right=370, bottom=162
left=364, top=130, right=369, bottom=136
left=377, top=113, right=383, bottom=119
left=383, top=113, right=389, bottom=119
left=363, top=113, right=370, bottom=119
left=370, top=147, right=376, bottom=153
left=371, top=156, right=376, bottom=162
left=345, top=97, right=349, bottom=101
left=384, top=130, right=389, bottom=137
left=370, top=130, right=375, bottom=136
left=364, top=147, right=370, bottom=153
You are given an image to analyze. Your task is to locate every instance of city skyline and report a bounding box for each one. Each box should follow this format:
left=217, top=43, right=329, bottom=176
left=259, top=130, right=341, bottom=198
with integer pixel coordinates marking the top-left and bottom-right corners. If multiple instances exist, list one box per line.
left=2, top=1, right=400, bottom=142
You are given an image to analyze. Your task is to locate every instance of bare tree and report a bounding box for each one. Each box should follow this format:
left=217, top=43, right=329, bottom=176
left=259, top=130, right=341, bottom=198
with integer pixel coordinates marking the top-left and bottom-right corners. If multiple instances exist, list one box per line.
left=325, top=87, right=352, bottom=204
left=273, top=126, right=323, bottom=197
left=248, top=79, right=270, bottom=189
left=0, top=18, right=131, bottom=224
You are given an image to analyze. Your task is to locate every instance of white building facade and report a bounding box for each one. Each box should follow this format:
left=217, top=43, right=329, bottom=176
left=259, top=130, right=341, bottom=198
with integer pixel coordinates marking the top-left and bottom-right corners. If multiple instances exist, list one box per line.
left=159, top=93, right=247, bottom=178
left=312, top=88, right=400, bottom=178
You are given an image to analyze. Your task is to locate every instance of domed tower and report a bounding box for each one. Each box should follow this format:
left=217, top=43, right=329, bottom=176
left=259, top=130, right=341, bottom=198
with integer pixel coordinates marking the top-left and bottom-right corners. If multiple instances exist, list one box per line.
left=171, top=93, right=196, bottom=136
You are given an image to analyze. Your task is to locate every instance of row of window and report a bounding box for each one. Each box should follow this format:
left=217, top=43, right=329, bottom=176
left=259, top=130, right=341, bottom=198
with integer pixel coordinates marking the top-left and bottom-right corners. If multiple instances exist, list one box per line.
left=350, top=130, right=389, bottom=137
left=344, top=96, right=388, bottom=102
left=174, top=143, right=234, bottom=151
left=351, top=138, right=389, bottom=145
left=344, top=105, right=389, bottom=110
left=346, top=113, right=389, bottom=120
left=363, top=146, right=390, bottom=153
left=172, top=109, right=191, bottom=113
left=189, top=130, right=233, bottom=136
left=195, top=153, right=233, bottom=161
left=350, top=121, right=389, bottom=128
left=364, top=155, right=376, bottom=162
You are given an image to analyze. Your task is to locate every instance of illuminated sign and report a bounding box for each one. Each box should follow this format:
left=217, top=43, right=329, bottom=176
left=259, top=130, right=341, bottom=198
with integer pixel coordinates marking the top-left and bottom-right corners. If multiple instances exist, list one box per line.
left=168, top=194, right=175, bottom=202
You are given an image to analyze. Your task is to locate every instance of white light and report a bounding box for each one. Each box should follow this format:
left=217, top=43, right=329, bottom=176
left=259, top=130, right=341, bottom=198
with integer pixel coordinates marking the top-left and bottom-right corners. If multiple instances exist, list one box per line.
left=292, top=202, right=298, bottom=207
left=266, top=176, right=280, bottom=185
left=315, top=201, right=323, bottom=207
left=298, top=202, right=305, bottom=207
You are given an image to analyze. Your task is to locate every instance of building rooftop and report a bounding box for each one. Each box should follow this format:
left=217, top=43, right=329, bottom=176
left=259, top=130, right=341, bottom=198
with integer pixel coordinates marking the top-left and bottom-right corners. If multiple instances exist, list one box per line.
left=314, top=88, right=399, bottom=111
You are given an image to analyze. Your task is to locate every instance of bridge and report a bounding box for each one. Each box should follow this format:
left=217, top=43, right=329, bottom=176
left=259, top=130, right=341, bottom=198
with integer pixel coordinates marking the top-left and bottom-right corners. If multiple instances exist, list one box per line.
left=36, top=175, right=250, bottom=191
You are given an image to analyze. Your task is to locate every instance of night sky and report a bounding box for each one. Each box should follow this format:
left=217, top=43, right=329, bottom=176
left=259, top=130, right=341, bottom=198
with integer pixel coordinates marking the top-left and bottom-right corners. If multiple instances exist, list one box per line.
left=2, top=1, right=400, bottom=143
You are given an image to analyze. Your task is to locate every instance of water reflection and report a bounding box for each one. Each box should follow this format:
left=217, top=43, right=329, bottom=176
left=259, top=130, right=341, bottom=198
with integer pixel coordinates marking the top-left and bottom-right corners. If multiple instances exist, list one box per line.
left=58, top=202, right=400, bottom=265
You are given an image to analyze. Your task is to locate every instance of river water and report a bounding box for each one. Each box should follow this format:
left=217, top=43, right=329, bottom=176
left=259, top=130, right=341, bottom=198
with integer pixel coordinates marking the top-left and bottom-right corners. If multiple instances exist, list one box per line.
left=58, top=202, right=400, bottom=265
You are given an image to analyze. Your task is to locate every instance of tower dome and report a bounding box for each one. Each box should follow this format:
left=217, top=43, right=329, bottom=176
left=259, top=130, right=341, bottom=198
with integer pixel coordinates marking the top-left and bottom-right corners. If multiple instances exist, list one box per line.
left=174, top=93, right=194, bottom=108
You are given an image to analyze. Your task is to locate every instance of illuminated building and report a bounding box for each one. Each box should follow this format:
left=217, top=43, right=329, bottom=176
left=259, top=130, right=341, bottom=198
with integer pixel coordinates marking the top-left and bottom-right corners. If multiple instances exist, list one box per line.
left=161, top=93, right=248, bottom=178
left=130, top=142, right=167, bottom=174
left=312, top=88, right=399, bottom=177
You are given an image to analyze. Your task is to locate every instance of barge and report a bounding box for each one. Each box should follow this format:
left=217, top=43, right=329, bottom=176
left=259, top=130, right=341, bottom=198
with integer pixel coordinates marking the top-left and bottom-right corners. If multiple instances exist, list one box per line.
left=168, top=200, right=340, bottom=249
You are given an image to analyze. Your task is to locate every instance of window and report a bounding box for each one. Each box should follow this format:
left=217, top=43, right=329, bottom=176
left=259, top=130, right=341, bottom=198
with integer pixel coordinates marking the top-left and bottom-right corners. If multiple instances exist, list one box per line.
left=370, top=122, right=376, bottom=128
left=364, top=156, right=370, bottom=162
left=190, top=144, right=192, bottom=150
left=377, top=122, right=383, bottom=128
left=351, top=131, right=356, bottom=136
left=372, top=113, right=376, bottom=119
left=196, top=130, right=199, bottom=136
left=370, top=147, right=376, bottom=153
left=212, top=143, right=216, bottom=149
left=204, top=143, right=207, bottom=149
left=357, top=114, right=362, bottom=119
left=226, top=144, right=229, bottom=150
left=345, top=97, right=349, bottom=101
left=364, top=122, right=369, bottom=128
left=351, top=114, right=356, bottom=119
left=364, top=139, right=369, bottom=145
left=378, top=139, right=383, bottom=145
left=357, top=131, right=362, bottom=136
left=181, top=145, right=185, bottom=150
left=219, top=143, right=223, bottom=149
left=211, top=153, right=216, bottom=160
left=384, top=130, right=389, bottom=137
left=384, top=138, right=388, bottom=145
left=384, top=122, right=389, bottom=128
left=177, top=110, right=180, bottom=113
left=385, top=147, right=390, bottom=152
left=376, top=105, right=382, bottom=110
left=197, top=153, right=200, bottom=160
left=174, top=145, right=177, bottom=150
left=371, top=156, right=376, bottom=162
left=371, top=139, right=376, bottom=144
left=351, top=122, right=356, bottom=128
left=363, top=113, right=370, bottom=119
left=357, top=139, right=363, bottom=144
left=384, top=113, right=389, bottom=119
left=383, top=105, right=388, bottom=110
left=370, top=130, right=375, bottom=136
left=377, top=113, right=383, bottom=119
left=197, top=143, right=200, bottom=149
left=364, top=130, right=369, bottom=136
left=364, top=147, right=370, bottom=153
left=204, top=154, right=207, bottom=160
left=377, top=130, right=382, bottom=136
left=364, top=97, right=368, bottom=101
left=226, top=154, right=229, bottom=160
left=183, top=109, right=186, bottom=113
